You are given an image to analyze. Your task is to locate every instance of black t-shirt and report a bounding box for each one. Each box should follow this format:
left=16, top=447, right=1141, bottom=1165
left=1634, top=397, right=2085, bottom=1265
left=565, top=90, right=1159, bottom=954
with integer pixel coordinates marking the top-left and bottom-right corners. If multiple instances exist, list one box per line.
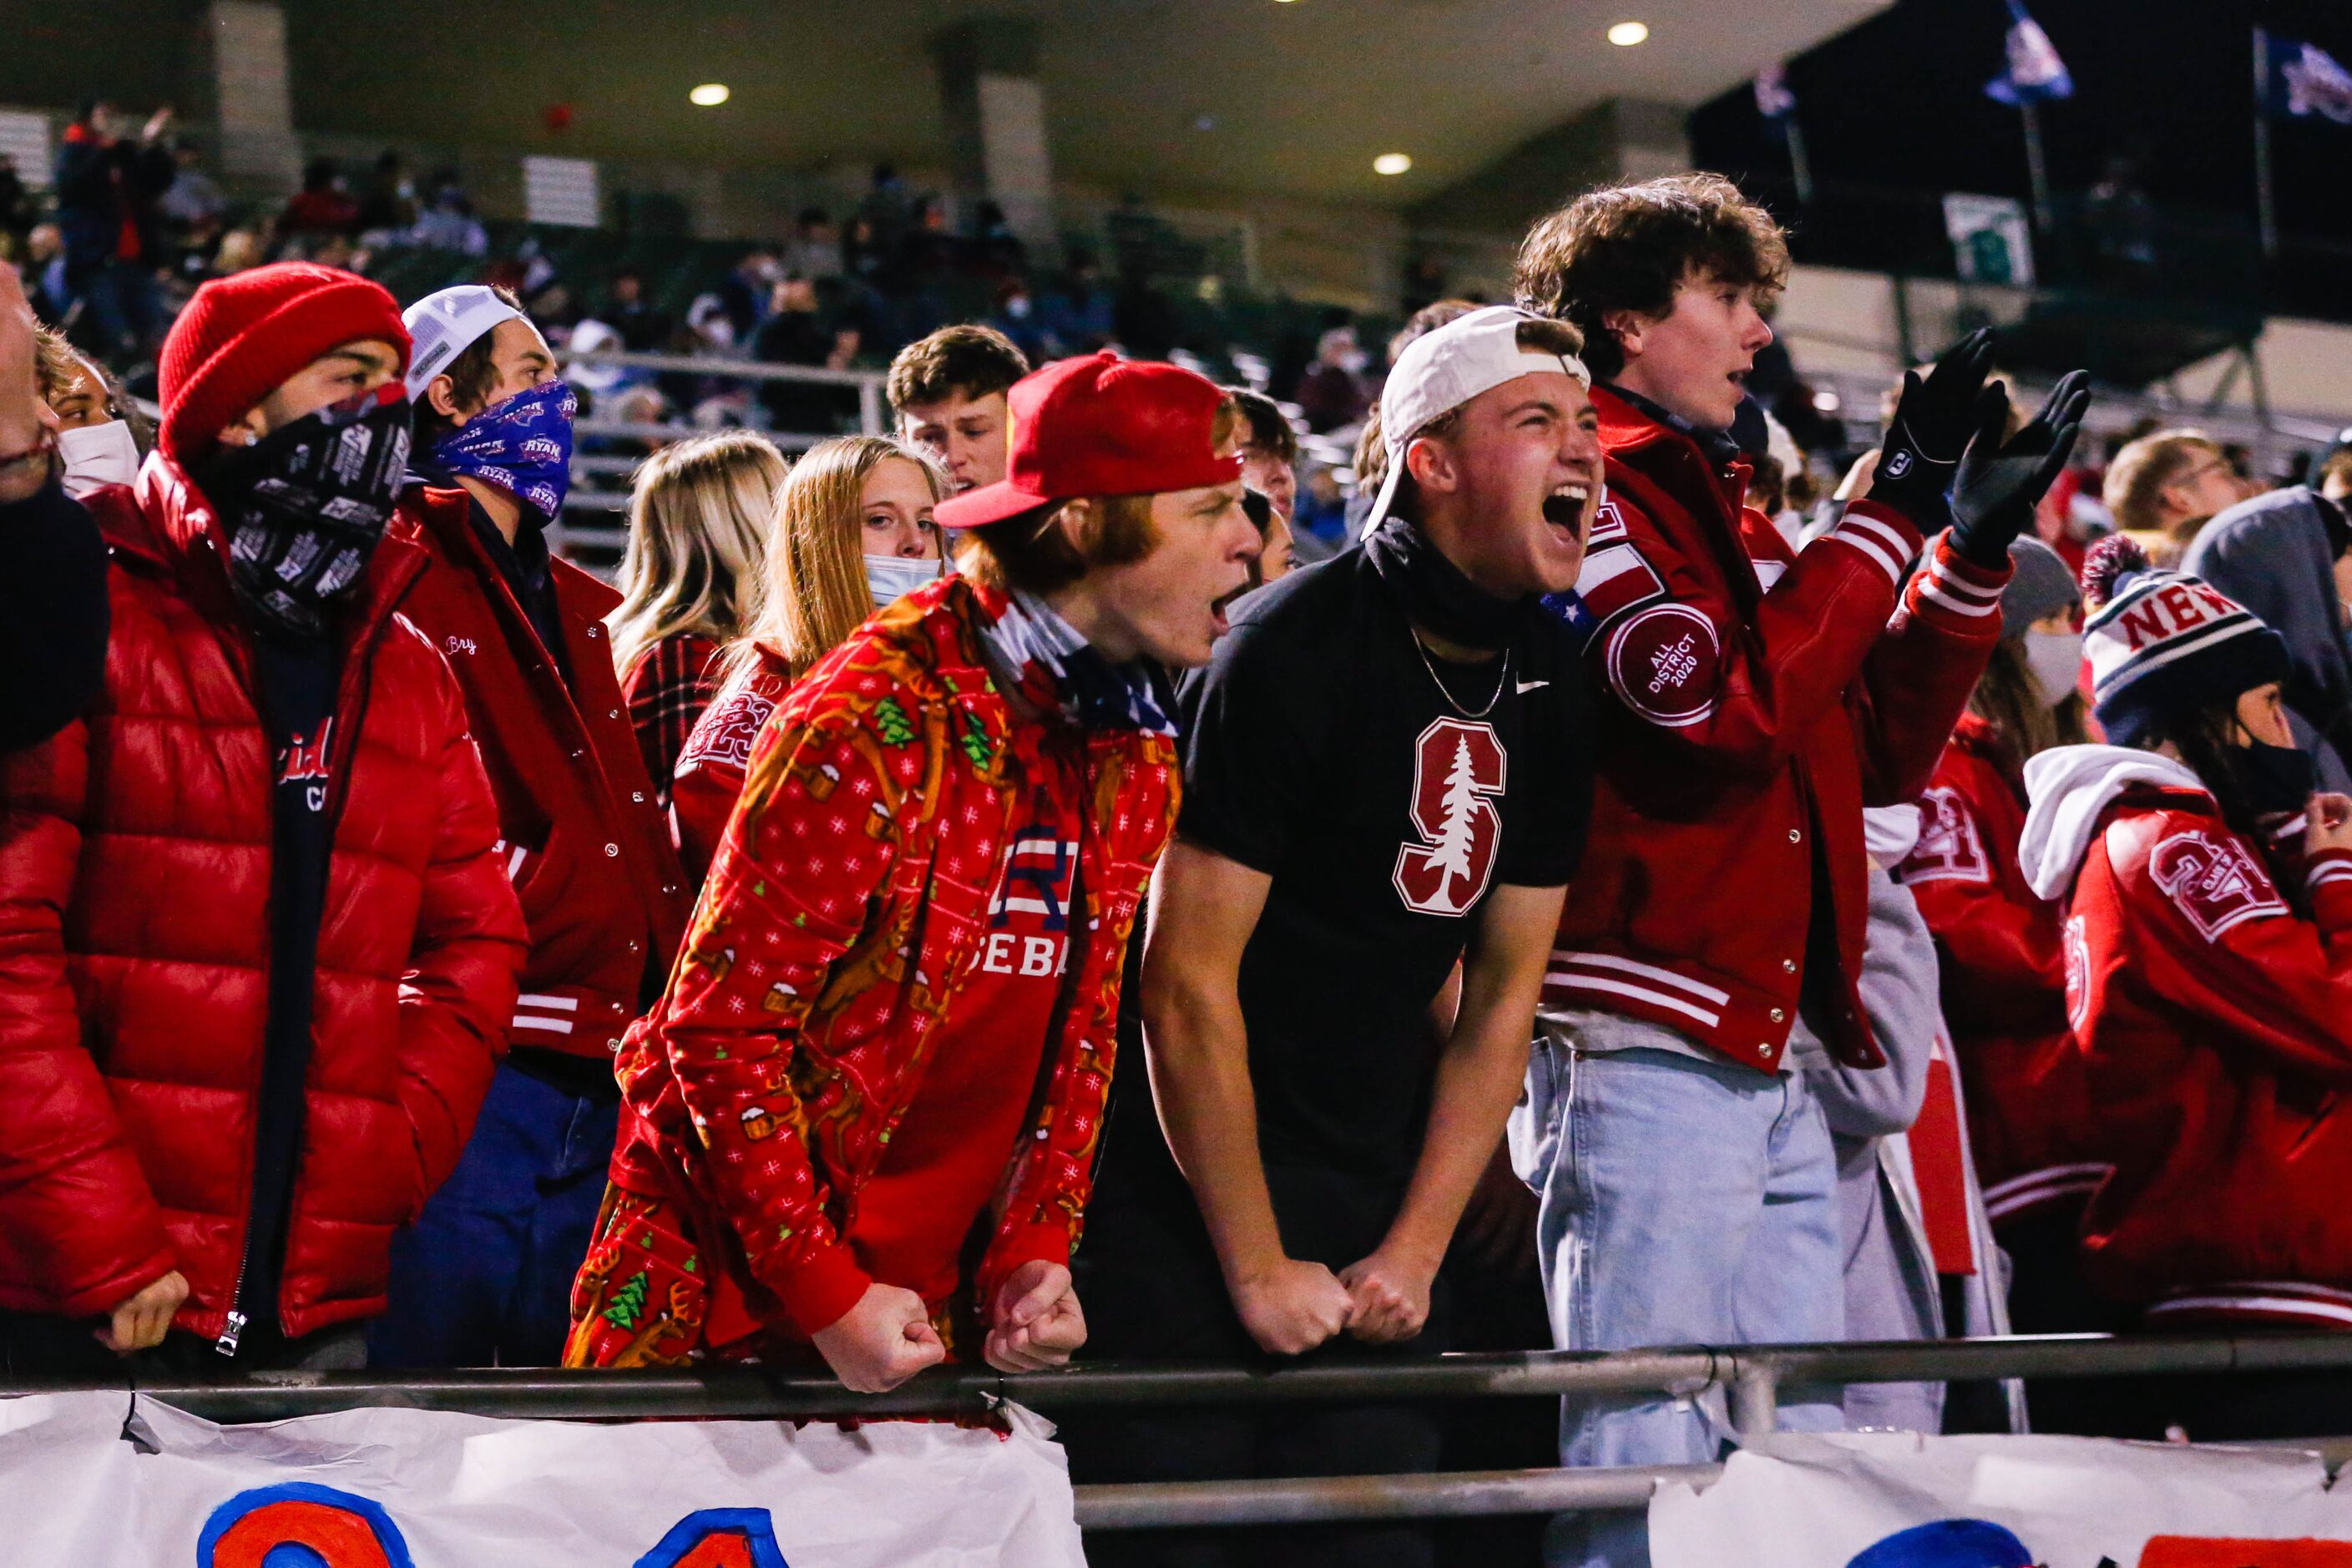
left=1163, top=548, right=1592, bottom=1187
left=239, top=628, right=341, bottom=1350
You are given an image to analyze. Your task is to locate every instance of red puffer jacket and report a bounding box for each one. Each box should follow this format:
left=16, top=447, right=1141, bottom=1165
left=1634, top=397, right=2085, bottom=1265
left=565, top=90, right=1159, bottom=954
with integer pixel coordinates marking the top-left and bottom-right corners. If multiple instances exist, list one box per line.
left=0, top=459, right=527, bottom=1341
left=1899, top=714, right=2101, bottom=1224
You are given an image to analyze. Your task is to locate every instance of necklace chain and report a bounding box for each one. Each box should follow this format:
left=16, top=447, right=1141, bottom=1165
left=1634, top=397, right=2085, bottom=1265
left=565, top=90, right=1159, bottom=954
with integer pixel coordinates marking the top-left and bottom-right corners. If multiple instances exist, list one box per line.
left=1409, top=625, right=1510, bottom=719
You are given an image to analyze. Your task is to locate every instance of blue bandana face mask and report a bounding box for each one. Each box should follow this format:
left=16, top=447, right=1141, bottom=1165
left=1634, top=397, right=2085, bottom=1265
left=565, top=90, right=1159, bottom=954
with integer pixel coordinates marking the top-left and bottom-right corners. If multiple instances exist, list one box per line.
left=431, top=379, right=577, bottom=523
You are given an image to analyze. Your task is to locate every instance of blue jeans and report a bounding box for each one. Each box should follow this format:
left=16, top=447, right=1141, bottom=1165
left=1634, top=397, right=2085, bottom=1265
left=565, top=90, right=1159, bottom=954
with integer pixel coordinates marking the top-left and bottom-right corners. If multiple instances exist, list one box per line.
left=1509, top=1031, right=1845, bottom=1568
left=369, top=1062, right=616, bottom=1368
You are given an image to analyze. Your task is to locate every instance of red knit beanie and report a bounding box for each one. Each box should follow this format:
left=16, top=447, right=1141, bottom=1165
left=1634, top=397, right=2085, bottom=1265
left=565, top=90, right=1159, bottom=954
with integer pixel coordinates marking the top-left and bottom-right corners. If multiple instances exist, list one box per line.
left=159, top=262, right=411, bottom=465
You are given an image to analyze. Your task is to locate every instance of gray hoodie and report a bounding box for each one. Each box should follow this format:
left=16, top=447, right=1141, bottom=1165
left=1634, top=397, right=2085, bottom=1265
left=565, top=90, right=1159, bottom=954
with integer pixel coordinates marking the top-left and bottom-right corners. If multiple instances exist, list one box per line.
left=2182, top=487, right=2352, bottom=792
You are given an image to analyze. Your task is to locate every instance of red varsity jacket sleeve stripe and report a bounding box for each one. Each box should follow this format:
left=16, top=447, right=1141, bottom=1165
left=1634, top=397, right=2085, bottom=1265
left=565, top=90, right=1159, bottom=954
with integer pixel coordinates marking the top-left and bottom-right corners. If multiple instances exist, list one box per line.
left=655, top=709, right=898, bottom=1336
left=1587, top=491, right=1923, bottom=778
left=1854, top=533, right=2011, bottom=807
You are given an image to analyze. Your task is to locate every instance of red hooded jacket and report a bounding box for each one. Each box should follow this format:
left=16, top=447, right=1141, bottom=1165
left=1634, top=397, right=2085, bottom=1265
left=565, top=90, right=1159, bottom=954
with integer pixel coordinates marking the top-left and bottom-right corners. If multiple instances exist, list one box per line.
left=390, top=487, right=690, bottom=1060
left=1544, top=388, right=2006, bottom=1071
left=1899, top=713, right=2101, bottom=1223
left=2023, top=748, right=2352, bottom=1328
left=0, top=460, right=526, bottom=1340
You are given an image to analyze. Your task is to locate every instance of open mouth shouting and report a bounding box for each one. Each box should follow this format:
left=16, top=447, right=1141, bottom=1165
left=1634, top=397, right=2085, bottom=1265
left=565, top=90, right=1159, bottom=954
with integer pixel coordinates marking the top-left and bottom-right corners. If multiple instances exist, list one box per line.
left=1542, top=480, right=1596, bottom=539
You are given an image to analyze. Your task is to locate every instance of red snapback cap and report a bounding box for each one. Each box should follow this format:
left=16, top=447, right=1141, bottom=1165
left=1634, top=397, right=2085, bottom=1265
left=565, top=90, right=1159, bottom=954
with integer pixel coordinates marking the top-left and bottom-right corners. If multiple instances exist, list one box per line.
left=933, top=352, right=1244, bottom=529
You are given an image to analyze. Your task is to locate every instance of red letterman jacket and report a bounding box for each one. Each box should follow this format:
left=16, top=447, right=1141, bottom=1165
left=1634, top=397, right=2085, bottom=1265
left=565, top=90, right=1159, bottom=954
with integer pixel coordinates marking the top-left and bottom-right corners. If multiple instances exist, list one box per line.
left=2061, top=788, right=2352, bottom=1326
left=390, top=487, right=691, bottom=1060
left=1899, top=714, right=2100, bottom=1223
left=1543, top=388, right=2007, bottom=1071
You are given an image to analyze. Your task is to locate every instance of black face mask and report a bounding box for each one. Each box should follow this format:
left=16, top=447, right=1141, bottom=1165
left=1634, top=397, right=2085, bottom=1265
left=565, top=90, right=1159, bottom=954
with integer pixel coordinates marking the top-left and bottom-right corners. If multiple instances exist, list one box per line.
left=202, top=384, right=412, bottom=640
left=2229, top=738, right=2318, bottom=817
left=1363, top=515, right=1526, bottom=652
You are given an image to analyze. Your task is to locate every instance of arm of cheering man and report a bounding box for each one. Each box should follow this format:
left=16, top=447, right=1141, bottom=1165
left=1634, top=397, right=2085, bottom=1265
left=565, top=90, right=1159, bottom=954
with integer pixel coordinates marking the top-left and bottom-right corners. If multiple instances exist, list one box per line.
left=1138, top=842, right=1360, bottom=1356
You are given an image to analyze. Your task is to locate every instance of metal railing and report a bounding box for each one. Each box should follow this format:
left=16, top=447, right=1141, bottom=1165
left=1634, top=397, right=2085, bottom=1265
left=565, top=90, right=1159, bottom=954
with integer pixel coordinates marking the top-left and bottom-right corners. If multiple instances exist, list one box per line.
left=14, top=1333, right=2352, bottom=1530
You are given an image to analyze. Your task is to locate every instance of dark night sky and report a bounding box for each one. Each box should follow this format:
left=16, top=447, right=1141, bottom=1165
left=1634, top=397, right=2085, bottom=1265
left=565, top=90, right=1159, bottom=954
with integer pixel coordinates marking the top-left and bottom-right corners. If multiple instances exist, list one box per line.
left=1690, top=0, right=2352, bottom=247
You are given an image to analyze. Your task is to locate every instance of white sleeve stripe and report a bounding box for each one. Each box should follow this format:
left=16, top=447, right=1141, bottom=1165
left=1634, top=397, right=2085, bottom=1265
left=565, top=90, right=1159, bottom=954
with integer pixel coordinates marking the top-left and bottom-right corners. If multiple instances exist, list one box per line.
left=1925, top=564, right=2003, bottom=602
left=1824, top=528, right=1904, bottom=585
left=2309, top=862, right=2352, bottom=888
left=513, top=1015, right=577, bottom=1035
left=1837, top=512, right=1916, bottom=561
left=1919, top=579, right=2001, bottom=618
left=516, top=993, right=580, bottom=1011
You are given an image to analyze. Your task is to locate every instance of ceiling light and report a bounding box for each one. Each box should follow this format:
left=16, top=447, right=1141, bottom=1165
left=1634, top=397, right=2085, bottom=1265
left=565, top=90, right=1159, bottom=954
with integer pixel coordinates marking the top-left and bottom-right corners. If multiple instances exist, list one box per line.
left=1607, top=20, right=1650, bottom=45
left=689, top=83, right=731, bottom=108
left=1373, top=153, right=1413, bottom=176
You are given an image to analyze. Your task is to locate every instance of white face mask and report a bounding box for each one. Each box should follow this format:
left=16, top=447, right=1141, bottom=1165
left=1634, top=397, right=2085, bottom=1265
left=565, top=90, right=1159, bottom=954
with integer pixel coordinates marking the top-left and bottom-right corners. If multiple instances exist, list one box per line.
left=57, top=419, right=140, bottom=498
left=865, top=552, right=943, bottom=609
left=2022, top=628, right=2085, bottom=710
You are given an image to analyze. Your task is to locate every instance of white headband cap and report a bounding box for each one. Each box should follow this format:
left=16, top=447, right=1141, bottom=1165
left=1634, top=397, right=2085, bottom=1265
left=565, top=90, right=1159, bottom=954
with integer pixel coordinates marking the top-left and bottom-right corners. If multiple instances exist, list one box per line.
left=402, top=285, right=526, bottom=398
left=1362, top=305, right=1591, bottom=533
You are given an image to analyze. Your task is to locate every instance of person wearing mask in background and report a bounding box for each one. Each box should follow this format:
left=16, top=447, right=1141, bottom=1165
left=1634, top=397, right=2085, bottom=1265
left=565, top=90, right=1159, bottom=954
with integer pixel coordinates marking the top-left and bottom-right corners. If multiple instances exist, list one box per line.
left=0, top=270, right=109, bottom=755
left=0, top=261, right=527, bottom=1371
left=888, top=324, right=1030, bottom=495
left=1225, top=386, right=1307, bottom=574
left=2183, top=485, right=2352, bottom=793
left=1075, top=309, right=1599, bottom=1568
left=32, top=324, right=149, bottom=499
left=1894, top=540, right=2107, bottom=1423
left=2101, top=429, right=2247, bottom=569
left=566, top=354, right=1257, bottom=1389
left=372, top=283, right=690, bottom=1368
left=669, top=436, right=947, bottom=882
left=607, top=432, right=788, bottom=813
left=2019, top=537, right=2352, bottom=1441
left=752, top=273, right=851, bottom=435
left=1510, top=173, right=2086, bottom=1568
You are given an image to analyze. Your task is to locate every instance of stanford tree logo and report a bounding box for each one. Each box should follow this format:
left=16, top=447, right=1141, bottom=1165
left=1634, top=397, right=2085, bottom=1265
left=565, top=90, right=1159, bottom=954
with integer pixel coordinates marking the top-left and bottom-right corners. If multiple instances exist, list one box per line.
left=1393, top=717, right=1507, bottom=917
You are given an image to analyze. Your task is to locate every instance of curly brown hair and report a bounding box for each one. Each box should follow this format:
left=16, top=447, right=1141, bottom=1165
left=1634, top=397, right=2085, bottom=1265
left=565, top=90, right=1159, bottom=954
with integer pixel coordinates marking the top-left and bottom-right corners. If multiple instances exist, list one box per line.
left=1513, top=173, right=1790, bottom=382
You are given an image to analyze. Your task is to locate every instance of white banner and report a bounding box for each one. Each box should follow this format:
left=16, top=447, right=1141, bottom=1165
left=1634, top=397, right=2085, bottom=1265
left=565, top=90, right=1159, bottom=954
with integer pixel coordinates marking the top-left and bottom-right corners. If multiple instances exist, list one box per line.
left=0, top=1391, right=1084, bottom=1566
left=1651, top=1431, right=2352, bottom=1567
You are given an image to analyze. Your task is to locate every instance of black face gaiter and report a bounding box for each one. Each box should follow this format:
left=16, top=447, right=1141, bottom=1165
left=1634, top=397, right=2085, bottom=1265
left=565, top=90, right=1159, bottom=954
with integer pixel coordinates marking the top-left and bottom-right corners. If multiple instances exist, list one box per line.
left=2229, top=738, right=2319, bottom=817
left=1362, top=514, right=1525, bottom=652
left=202, top=384, right=412, bottom=639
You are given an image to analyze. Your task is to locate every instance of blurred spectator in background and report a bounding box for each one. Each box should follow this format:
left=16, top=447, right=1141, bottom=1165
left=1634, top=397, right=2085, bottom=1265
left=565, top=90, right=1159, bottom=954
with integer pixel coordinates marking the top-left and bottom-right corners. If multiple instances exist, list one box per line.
left=210, top=227, right=265, bottom=279
left=607, top=431, right=788, bottom=814
left=375, top=283, right=690, bottom=1369
left=2183, top=484, right=2352, bottom=792
left=2318, top=443, right=2352, bottom=510
left=0, top=155, right=37, bottom=253
left=888, top=323, right=1029, bottom=494
left=753, top=273, right=854, bottom=433
left=989, top=277, right=1048, bottom=363
left=781, top=207, right=843, bottom=281
left=670, top=435, right=946, bottom=879
left=2101, top=429, right=2248, bottom=568
left=1041, top=250, right=1116, bottom=356
left=23, top=225, right=71, bottom=321
left=716, top=247, right=781, bottom=344
left=354, top=150, right=418, bottom=245
left=1293, top=322, right=1369, bottom=433
left=53, top=99, right=175, bottom=361
left=410, top=180, right=488, bottom=255
left=1294, top=461, right=1348, bottom=545
left=601, top=269, right=672, bottom=355
left=280, top=157, right=358, bottom=240
left=155, top=139, right=225, bottom=236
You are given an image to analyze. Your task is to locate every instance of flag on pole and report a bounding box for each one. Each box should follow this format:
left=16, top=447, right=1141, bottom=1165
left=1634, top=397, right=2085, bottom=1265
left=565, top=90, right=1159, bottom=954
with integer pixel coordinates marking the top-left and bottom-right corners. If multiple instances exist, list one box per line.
left=1753, top=62, right=1813, bottom=203
left=1753, top=64, right=1797, bottom=123
left=2259, top=30, right=2352, bottom=124
left=1984, top=0, right=2073, bottom=105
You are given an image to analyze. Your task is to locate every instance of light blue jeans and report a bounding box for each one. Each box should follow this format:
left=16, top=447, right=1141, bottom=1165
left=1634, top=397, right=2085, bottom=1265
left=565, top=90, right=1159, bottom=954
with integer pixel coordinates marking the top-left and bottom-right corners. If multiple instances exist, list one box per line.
left=1509, top=1027, right=1846, bottom=1568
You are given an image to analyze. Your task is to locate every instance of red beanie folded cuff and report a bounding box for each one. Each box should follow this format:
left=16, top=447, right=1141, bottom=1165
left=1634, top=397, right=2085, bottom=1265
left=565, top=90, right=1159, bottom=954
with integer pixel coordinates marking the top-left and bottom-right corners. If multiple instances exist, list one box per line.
left=159, top=265, right=411, bottom=467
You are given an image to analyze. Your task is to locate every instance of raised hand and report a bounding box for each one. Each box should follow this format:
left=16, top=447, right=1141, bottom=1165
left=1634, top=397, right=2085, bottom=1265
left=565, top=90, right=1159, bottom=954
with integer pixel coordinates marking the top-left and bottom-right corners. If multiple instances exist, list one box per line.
left=1868, top=326, right=1996, bottom=522
left=1948, top=370, right=2092, bottom=569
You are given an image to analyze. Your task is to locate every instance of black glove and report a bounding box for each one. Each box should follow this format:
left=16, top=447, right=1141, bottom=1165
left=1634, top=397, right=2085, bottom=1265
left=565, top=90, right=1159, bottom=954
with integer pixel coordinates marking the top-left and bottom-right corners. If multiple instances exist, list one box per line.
left=1867, top=327, right=1996, bottom=524
left=1948, top=370, right=2091, bottom=569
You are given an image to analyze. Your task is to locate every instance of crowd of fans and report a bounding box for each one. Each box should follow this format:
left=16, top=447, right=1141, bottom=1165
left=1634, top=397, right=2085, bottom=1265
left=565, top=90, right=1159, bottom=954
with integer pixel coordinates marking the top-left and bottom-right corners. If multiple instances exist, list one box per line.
left=3, top=98, right=2352, bottom=1568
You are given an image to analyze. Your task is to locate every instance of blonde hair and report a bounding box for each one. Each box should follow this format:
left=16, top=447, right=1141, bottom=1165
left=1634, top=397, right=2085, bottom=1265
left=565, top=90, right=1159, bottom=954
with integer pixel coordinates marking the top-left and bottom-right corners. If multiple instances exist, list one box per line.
left=2101, top=429, right=2222, bottom=534
left=726, top=435, right=949, bottom=683
left=608, top=431, right=789, bottom=680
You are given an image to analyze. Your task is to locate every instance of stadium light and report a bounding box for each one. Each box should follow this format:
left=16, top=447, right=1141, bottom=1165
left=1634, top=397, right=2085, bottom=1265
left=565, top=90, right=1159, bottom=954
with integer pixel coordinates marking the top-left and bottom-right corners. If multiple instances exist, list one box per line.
left=1607, top=20, right=1650, bottom=45
left=1373, top=153, right=1413, bottom=176
left=689, top=83, right=731, bottom=107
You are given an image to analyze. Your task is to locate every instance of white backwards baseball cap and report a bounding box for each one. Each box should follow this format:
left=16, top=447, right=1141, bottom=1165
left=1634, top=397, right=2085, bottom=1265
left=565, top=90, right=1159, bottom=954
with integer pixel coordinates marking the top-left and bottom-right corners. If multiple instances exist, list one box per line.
left=1361, top=304, right=1591, bottom=534
left=402, top=285, right=526, bottom=399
